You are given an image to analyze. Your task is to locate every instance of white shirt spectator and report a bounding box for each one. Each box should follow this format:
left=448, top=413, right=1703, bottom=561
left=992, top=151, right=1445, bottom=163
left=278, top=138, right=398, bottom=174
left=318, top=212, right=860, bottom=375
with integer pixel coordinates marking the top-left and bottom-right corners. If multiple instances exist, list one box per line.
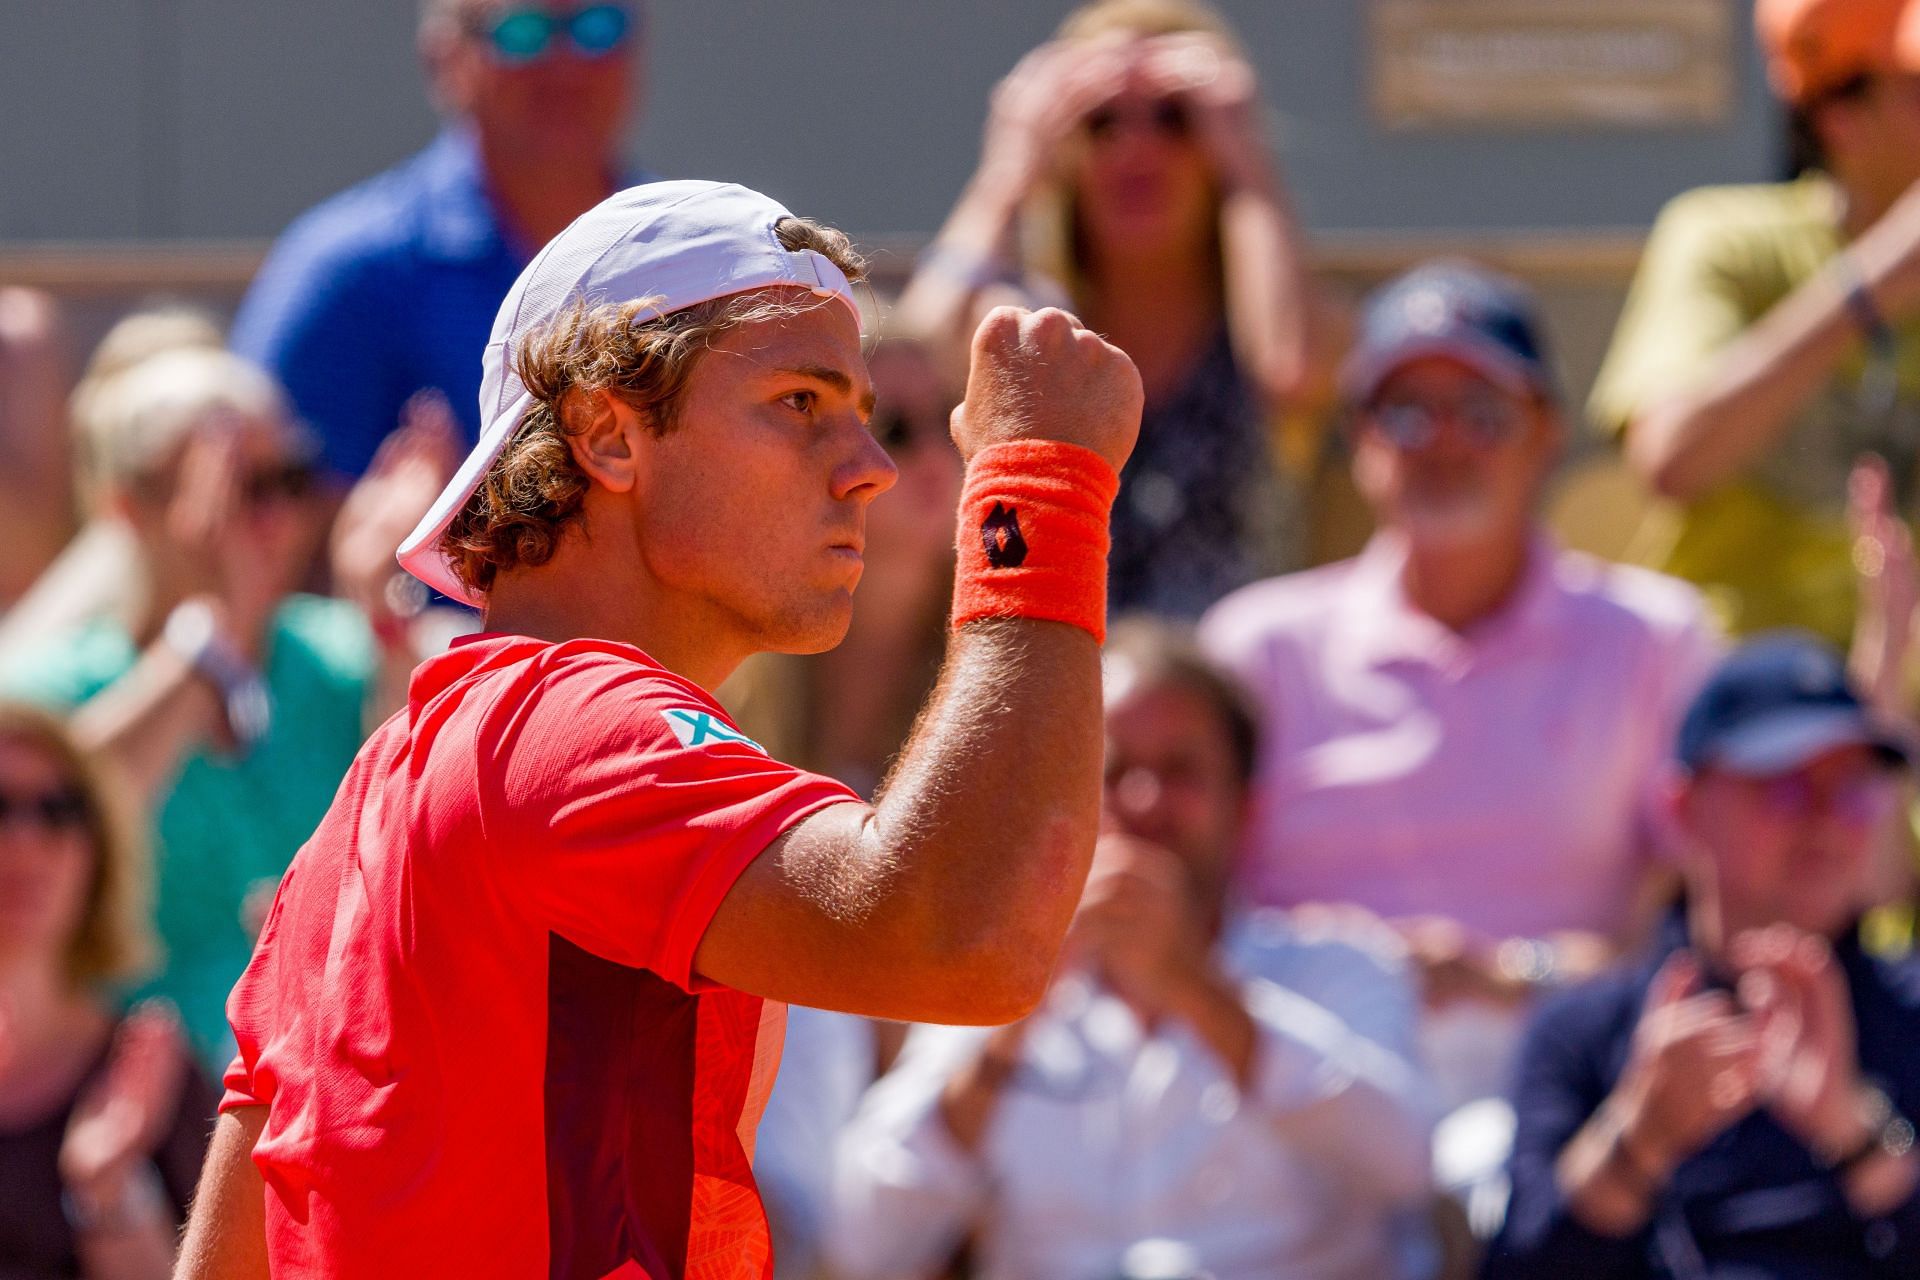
left=754, top=1006, right=878, bottom=1279
left=828, top=912, right=1435, bottom=1280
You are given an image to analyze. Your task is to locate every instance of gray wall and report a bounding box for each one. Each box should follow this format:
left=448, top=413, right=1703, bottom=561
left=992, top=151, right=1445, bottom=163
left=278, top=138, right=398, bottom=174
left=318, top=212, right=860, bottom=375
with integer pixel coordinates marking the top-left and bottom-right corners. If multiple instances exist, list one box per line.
left=3, top=1, right=1783, bottom=246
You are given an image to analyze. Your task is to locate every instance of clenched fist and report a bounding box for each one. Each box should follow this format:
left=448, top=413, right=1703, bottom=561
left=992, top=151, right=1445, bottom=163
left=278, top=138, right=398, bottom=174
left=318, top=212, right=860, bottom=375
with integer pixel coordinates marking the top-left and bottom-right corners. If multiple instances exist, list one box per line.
left=950, top=306, right=1142, bottom=473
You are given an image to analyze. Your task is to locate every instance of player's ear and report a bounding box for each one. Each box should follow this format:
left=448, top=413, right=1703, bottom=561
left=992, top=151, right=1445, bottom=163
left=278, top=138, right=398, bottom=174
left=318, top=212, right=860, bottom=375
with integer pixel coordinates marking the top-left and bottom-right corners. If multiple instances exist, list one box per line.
left=561, top=388, right=644, bottom=494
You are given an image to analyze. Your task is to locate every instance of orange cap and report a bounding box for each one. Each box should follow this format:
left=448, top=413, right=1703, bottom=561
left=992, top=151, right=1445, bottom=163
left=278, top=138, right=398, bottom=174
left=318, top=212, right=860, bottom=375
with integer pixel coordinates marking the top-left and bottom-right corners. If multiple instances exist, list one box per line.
left=1756, top=0, right=1917, bottom=103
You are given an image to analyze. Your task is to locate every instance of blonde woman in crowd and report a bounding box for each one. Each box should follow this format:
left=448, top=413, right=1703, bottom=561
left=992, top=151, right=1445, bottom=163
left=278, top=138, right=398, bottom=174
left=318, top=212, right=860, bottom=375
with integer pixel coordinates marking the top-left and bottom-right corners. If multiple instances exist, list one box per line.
left=0, top=700, right=218, bottom=1280
left=0, top=348, right=448, bottom=1068
left=900, top=0, right=1345, bottom=618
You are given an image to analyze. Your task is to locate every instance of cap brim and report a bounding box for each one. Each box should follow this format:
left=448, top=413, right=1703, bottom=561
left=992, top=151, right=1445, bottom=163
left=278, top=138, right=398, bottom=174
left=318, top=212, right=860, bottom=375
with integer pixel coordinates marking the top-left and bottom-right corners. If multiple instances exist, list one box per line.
left=394, top=388, right=534, bottom=608
left=1704, top=706, right=1911, bottom=776
left=1343, top=335, right=1543, bottom=405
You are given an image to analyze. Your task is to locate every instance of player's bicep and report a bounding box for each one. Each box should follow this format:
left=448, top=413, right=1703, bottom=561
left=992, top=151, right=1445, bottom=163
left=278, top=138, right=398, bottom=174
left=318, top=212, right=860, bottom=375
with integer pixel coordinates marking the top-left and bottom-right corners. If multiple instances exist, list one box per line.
left=694, top=800, right=928, bottom=1013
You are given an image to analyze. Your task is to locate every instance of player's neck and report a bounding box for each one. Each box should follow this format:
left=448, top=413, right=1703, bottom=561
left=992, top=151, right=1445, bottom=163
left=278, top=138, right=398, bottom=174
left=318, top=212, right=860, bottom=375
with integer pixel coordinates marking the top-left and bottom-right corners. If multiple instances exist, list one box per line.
left=482, top=550, right=745, bottom=691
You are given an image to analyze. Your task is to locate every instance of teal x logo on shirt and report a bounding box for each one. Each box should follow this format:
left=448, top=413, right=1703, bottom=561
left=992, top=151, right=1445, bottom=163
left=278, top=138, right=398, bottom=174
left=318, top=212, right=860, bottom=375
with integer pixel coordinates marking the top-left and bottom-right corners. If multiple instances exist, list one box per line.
left=662, top=708, right=766, bottom=754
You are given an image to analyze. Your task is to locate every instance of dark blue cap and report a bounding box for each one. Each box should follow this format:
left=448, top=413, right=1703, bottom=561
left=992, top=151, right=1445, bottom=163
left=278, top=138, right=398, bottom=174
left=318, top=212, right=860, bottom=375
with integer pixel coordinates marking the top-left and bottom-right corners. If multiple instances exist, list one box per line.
left=1677, top=632, right=1910, bottom=776
left=1343, top=260, right=1556, bottom=405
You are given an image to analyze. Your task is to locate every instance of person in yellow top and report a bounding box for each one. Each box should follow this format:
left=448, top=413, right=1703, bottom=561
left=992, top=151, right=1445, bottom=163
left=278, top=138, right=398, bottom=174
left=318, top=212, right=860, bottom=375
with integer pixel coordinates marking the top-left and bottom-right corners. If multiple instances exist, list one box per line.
left=1591, top=0, right=1920, bottom=649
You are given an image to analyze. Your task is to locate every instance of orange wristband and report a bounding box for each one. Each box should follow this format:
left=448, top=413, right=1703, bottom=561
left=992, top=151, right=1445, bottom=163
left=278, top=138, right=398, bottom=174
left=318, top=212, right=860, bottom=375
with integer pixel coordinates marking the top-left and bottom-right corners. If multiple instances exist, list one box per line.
left=951, top=440, right=1120, bottom=643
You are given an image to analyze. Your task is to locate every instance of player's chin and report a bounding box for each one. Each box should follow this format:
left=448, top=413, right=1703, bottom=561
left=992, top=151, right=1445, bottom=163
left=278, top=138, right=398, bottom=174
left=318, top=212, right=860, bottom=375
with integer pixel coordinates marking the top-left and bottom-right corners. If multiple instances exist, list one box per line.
left=766, top=590, right=857, bottom=656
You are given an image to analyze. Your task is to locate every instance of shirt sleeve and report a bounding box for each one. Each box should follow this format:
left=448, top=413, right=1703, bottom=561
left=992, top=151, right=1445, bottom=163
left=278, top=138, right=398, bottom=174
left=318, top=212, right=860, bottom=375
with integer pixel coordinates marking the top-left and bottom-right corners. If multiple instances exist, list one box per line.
left=230, top=220, right=412, bottom=479
left=485, top=653, right=861, bottom=989
left=1587, top=188, right=1760, bottom=441
left=826, top=1024, right=995, bottom=1280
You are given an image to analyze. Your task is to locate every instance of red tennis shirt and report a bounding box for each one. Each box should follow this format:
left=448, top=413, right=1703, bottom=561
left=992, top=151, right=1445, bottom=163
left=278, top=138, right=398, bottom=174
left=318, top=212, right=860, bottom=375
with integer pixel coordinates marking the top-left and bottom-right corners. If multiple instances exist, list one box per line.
left=220, top=634, right=860, bottom=1279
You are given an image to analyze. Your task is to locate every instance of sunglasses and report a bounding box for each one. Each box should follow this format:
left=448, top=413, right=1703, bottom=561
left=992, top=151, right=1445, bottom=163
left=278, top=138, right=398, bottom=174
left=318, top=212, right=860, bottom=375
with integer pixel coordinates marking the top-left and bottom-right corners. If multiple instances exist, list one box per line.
left=1084, top=97, right=1190, bottom=141
left=1739, top=768, right=1898, bottom=828
left=477, top=4, right=635, bottom=64
left=1363, top=391, right=1528, bottom=451
left=241, top=460, right=317, bottom=508
left=0, top=786, right=89, bottom=835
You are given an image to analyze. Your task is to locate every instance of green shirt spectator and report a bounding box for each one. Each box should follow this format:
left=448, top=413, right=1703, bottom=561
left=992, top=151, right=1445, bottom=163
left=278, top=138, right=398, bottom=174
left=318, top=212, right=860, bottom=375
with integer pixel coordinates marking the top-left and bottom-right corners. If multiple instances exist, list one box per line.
left=1590, top=174, right=1920, bottom=648
left=3, top=595, right=376, bottom=1067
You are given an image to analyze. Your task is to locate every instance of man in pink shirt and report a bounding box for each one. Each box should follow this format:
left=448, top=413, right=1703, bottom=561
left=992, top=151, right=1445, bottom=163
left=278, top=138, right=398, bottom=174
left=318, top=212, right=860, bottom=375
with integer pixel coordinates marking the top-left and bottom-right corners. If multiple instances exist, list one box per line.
left=1199, top=262, right=1721, bottom=1107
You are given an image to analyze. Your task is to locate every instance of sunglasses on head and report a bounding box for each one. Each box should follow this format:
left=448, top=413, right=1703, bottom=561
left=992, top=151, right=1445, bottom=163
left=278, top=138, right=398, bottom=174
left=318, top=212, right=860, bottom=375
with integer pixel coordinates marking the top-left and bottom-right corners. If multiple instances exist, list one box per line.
left=1084, top=97, right=1190, bottom=141
left=476, top=3, right=635, bottom=64
left=1363, top=390, right=1528, bottom=452
left=0, top=786, right=88, bottom=834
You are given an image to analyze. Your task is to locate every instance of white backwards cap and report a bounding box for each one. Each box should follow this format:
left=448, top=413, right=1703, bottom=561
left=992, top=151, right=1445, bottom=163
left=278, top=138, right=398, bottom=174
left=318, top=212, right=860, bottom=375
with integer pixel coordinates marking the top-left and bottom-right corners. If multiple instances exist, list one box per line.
left=396, top=179, right=860, bottom=605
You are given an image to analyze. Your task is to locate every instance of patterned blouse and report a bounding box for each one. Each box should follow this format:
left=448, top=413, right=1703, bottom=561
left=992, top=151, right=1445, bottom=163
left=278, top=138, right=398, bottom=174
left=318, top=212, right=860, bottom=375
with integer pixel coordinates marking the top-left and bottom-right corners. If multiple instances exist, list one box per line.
left=1108, top=328, right=1301, bottom=619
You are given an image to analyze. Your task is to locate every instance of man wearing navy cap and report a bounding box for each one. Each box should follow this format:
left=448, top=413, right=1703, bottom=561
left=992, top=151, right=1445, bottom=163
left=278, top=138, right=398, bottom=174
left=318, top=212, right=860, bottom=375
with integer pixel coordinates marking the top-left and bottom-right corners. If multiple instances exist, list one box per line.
left=1490, top=633, right=1920, bottom=1278
left=1201, top=262, right=1721, bottom=1110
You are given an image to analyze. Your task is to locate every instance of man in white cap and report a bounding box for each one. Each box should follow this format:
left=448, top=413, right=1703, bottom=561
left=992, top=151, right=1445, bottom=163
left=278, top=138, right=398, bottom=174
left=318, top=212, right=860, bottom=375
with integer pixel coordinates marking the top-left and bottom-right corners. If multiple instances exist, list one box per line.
left=173, top=180, right=1141, bottom=1279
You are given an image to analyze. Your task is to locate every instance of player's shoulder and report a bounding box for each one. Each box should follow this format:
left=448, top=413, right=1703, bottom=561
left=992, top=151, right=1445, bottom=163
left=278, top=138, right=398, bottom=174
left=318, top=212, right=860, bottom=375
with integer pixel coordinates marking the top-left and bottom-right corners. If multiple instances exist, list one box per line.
left=486, top=637, right=768, bottom=755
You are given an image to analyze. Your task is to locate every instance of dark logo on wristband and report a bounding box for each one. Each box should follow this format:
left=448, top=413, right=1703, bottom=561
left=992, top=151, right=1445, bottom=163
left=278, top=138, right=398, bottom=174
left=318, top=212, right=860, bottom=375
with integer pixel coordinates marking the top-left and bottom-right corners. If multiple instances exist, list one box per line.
left=981, top=503, right=1028, bottom=568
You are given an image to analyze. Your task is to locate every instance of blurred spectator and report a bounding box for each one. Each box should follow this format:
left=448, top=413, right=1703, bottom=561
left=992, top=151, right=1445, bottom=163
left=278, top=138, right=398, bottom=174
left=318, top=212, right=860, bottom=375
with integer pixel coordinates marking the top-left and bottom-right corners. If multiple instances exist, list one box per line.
left=1200, top=264, right=1721, bottom=1110
left=0, top=305, right=224, bottom=669
left=0, top=289, right=77, bottom=611
left=1488, top=635, right=1920, bottom=1278
left=1591, top=0, right=1920, bottom=649
left=231, top=0, right=650, bottom=481
left=0, top=700, right=217, bottom=1280
left=829, top=623, right=1432, bottom=1280
left=0, top=348, right=440, bottom=1068
left=899, top=0, right=1343, bottom=619
left=721, top=333, right=961, bottom=796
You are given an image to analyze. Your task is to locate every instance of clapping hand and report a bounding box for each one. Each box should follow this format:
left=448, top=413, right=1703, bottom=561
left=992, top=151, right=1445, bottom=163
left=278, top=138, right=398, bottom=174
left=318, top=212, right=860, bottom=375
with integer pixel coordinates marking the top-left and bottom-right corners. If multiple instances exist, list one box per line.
left=1735, top=926, right=1873, bottom=1160
left=1611, top=952, right=1766, bottom=1177
left=59, top=1001, right=189, bottom=1212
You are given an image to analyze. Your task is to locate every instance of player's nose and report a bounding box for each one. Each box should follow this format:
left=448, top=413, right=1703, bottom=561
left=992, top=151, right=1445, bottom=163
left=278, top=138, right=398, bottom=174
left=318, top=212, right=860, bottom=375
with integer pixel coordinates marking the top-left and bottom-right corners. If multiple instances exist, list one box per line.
left=833, top=420, right=899, bottom=502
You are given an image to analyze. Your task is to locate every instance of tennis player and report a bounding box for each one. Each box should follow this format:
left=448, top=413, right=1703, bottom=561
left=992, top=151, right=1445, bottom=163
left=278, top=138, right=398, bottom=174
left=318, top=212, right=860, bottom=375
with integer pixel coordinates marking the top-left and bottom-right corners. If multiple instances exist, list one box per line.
left=171, top=180, right=1140, bottom=1279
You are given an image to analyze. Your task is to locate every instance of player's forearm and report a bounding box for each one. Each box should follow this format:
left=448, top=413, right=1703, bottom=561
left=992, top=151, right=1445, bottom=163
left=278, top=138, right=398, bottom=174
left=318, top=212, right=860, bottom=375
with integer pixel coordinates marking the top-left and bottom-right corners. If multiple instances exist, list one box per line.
left=1628, top=260, right=1868, bottom=501
left=865, top=617, right=1103, bottom=1014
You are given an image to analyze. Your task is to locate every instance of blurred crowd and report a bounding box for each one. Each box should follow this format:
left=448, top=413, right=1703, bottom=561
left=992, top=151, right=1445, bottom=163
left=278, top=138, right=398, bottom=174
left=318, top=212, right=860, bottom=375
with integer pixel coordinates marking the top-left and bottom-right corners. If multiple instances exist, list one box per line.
left=10, top=0, right=1920, bottom=1277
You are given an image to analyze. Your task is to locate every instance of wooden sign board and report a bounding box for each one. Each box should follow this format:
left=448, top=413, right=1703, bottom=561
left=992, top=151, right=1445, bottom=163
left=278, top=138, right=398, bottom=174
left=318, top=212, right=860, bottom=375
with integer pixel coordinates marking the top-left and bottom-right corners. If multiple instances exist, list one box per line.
left=1372, top=0, right=1736, bottom=130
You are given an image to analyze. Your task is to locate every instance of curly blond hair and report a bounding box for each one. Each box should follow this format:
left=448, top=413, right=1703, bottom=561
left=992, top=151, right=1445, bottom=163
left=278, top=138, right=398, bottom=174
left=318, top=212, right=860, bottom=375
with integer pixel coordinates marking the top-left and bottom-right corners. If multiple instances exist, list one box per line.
left=439, top=215, right=866, bottom=598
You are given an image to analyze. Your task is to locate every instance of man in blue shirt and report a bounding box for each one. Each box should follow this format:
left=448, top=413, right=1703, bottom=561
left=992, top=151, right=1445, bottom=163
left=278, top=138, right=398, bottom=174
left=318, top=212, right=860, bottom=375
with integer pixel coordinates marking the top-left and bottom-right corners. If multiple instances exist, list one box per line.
left=1487, top=633, right=1920, bottom=1279
left=232, top=0, right=649, bottom=479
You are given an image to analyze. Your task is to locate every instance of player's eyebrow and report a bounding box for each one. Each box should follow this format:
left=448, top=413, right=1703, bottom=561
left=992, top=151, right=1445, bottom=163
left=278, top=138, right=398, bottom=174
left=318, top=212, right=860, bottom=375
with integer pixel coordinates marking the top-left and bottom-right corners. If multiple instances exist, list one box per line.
left=775, top=363, right=877, bottom=417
